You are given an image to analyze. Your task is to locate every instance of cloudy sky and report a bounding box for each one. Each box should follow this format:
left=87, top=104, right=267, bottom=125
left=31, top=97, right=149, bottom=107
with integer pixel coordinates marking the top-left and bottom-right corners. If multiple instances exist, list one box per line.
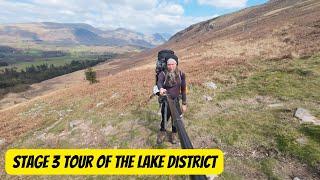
left=0, top=0, right=267, bottom=35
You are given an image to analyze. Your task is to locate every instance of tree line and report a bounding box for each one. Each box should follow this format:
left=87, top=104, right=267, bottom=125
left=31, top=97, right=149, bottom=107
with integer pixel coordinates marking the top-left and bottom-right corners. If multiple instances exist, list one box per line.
left=0, top=58, right=110, bottom=98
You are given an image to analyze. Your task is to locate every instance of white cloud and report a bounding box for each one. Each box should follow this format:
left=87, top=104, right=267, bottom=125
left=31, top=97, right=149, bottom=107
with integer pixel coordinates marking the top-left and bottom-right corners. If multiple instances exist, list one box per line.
left=158, top=2, right=184, bottom=15
left=0, top=0, right=217, bottom=35
left=103, top=0, right=158, bottom=10
left=183, top=0, right=191, bottom=4
left=197, top=0, right=248, bottom=8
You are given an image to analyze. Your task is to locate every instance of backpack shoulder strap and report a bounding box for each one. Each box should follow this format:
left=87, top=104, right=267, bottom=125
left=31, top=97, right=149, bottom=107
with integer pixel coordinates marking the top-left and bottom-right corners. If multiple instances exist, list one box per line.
left=162, top=71, right=167, bottom=86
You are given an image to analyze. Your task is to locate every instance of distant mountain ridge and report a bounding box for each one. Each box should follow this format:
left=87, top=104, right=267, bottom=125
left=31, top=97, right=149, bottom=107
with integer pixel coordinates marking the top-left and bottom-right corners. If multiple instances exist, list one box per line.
left=0, top=22, right=170, bottom=48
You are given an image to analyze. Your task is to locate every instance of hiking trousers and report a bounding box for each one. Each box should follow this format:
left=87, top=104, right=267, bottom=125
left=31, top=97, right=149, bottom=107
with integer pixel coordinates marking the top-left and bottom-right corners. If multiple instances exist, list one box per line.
left=159, top=96, right=182, bottom=133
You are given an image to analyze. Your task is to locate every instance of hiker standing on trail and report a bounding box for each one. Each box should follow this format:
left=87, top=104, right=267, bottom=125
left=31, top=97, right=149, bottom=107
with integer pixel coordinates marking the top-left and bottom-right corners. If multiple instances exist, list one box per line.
left=157, top=57, right=187, bottom=144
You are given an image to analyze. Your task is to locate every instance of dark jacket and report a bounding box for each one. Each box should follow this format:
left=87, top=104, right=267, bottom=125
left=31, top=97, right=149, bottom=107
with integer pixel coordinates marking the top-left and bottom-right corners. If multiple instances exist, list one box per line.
left=157, top=70, right=187, bottom=105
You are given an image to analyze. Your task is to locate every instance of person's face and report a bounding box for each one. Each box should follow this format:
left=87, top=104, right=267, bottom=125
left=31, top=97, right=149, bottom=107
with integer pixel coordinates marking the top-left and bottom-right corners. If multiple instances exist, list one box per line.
left=167, top=62, right=176, bottom=72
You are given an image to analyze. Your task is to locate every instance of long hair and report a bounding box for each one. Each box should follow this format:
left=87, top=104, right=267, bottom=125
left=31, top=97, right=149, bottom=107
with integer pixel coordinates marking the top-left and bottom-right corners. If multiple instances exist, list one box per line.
left=164, top=66, right=180, bottom=87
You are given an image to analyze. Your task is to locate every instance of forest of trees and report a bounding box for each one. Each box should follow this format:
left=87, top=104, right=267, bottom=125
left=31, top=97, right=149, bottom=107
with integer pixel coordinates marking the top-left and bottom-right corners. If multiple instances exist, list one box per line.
left=0, top=58, right=110, bottom=98
left=0, top=62, right=8, bottom=66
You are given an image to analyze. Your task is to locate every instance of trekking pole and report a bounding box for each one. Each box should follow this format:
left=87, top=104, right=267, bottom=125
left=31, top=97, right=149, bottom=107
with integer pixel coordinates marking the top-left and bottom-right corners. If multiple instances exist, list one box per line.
left=162, top=98, right=168, bottom=130
left=140, top=84, right=160, bottom=107
left=165, top=94, right=193, bottom=148
left=165, top=94, right=207, bottom=180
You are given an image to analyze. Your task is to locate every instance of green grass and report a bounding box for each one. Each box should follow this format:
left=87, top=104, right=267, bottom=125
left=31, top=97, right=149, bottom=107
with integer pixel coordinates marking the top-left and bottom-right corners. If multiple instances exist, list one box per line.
left=260, top=158, right=279, bottom=180
left=300, top=124, right=320, bottom=143
left=220, top=171, right=240, bottom=180
left=185, top=54, right=320, bottom=177
left=276, top=133, right=320, bottom=169
left=217, top=56, right=320, bottom=102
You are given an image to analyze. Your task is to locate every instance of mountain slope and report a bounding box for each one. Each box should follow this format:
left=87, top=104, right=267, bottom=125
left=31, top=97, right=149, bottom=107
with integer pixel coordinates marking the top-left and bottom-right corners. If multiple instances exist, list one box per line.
left=140, top=0, right=319, bottom=62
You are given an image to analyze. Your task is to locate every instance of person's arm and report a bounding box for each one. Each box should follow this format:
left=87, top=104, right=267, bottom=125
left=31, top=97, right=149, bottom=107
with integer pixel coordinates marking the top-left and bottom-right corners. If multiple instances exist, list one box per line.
left=181, top=72, right=187, bottom=105
left=157, top=71, right=166, bottom=95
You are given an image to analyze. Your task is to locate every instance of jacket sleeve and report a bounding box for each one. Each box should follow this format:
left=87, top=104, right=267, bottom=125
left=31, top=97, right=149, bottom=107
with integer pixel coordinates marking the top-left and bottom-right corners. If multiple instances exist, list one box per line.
left=157, top=71, right=165, bottom=90
left=181, top=72, right=187, bottom=105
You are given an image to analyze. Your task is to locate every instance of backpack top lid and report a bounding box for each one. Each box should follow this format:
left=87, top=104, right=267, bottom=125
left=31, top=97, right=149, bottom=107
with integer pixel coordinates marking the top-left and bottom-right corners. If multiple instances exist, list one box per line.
left=157, top=49, right=178, bottom=65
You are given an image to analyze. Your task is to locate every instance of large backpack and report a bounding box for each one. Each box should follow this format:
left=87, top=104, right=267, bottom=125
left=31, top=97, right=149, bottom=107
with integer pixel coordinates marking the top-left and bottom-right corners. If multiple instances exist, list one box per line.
left=153, top=49, right=179, bottom=96
left=155, top=50, right=178, bottom=83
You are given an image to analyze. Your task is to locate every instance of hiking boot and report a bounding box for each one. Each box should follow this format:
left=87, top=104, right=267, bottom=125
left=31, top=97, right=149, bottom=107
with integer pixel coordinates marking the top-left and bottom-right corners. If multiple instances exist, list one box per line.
left=157, top=131, right=166, bottom=144
left=171, top=132, right=178, bottom=144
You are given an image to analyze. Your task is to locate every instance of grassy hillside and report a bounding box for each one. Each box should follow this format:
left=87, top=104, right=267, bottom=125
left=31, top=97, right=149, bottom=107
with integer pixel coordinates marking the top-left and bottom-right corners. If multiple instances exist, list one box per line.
left=0, top=0, right=319, bottom=179
left=1, top=53, right=319, bottom=179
